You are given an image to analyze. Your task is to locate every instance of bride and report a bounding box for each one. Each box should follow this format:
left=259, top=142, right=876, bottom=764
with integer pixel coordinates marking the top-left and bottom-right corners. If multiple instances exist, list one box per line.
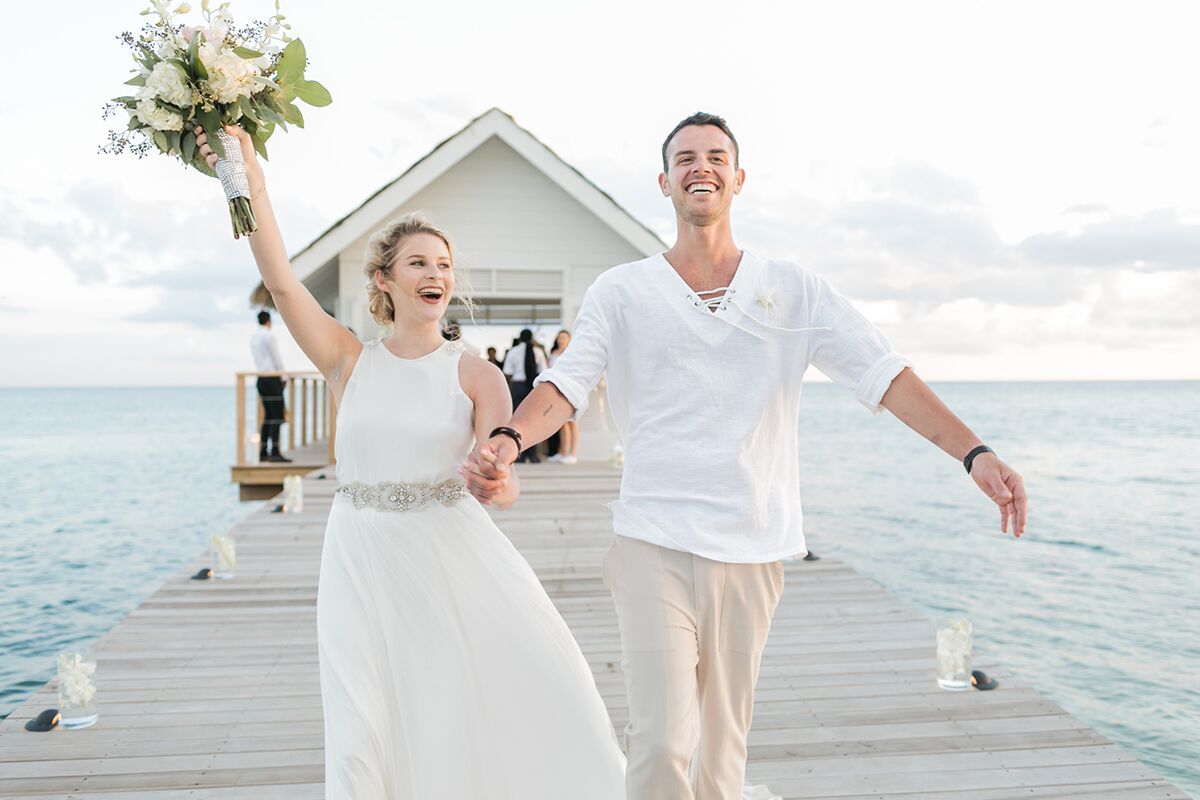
left=195, top=126, right=626, bottom=797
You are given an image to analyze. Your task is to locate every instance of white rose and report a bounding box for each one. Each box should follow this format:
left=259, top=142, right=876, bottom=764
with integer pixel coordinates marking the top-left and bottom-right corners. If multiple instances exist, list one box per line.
left=204, top=52, right=260, bottom=104
left=134, top=98, right=184, bottom=132
left=144, top=60, right=193, bottom=107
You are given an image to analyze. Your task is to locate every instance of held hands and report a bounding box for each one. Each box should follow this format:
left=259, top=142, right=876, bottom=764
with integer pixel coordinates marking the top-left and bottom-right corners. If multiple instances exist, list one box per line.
left=968, top=453, right=1028, bottom=537
left=194, top=125, right=265, bottom=195
left=460, top=436, right=520, bottom=506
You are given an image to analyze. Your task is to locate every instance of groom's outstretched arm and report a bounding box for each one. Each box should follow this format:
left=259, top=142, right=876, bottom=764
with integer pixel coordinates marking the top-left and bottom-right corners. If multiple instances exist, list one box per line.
left=880, top=368, right=1029, bottom=537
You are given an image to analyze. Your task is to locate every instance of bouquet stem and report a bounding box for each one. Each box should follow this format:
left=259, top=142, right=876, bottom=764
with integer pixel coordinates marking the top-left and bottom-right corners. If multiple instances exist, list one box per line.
left=215, top=128, right=259, bottom=239
left=229, top=196, right=258, bottom=239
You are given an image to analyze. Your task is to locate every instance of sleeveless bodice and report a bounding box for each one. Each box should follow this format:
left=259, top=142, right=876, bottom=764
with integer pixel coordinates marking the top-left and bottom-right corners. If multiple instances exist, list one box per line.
left=334, top=339, right=475, bottom=485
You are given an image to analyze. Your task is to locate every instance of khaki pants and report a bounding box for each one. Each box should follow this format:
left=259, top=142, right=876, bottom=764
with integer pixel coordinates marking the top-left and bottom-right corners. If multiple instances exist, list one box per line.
left=601, top=535, right=784, bottom=800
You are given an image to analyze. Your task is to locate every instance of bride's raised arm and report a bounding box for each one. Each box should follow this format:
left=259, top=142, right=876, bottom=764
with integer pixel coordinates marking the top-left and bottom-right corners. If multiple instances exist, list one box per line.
left=196, top=125, right=361, bottom=397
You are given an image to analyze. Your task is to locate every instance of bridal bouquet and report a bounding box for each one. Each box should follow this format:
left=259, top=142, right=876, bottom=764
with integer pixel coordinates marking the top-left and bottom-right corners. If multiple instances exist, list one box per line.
left=103, top=0, right=331, bottom=237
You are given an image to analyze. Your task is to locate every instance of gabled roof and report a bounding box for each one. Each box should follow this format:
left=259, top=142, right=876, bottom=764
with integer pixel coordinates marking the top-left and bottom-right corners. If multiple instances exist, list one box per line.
left=279, top=107, right=665, bottom=288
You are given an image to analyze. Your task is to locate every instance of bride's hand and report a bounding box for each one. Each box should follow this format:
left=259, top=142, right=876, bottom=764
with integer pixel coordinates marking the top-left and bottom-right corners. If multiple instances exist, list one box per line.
left=194, top=125, right=265, bottom=195
left=460, top=441, right=515, bottom=506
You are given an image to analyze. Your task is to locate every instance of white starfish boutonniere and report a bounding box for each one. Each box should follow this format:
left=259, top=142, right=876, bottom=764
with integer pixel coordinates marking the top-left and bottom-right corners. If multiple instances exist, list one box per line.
left=756, top=287, right=776, bottom=314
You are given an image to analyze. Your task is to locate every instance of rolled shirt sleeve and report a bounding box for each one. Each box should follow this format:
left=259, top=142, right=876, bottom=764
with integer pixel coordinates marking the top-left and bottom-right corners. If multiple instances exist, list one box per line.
left=533, top=283, right=612, bottom=419
left=808, top=275, right=911, bottom=414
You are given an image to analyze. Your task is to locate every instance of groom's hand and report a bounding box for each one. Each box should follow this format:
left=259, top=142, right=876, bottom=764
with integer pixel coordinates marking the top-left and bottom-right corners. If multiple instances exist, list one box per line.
left=460, top=437, right=519, bottom=505
left=969, top=454, right=1028, bottom=538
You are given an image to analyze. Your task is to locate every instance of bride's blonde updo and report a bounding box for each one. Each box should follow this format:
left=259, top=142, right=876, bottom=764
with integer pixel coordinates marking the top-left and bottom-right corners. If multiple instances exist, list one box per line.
left=363, top=212, right=455, bottom=326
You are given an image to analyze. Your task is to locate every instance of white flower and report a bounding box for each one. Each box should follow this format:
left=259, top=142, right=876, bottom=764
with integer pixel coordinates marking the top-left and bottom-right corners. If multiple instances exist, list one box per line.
left=756, top=287, right=776, bottom=313
left=56, top=653, right=97, bottom=707
left=200, top=46, right=259, bottom=103
left=134, top=97, right=184, bottom=131
left=211, top=535, right=236, bottom=570
left=144, top=60, right=192, bottom=107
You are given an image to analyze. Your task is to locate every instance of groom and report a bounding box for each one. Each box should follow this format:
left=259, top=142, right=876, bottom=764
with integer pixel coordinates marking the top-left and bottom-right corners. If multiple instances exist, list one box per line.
left=464, top=112, right=1028, bottom=799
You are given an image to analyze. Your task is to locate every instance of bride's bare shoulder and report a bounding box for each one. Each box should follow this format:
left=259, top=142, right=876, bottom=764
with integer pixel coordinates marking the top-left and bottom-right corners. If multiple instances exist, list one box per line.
left=456, top=351, right=506, bottom=395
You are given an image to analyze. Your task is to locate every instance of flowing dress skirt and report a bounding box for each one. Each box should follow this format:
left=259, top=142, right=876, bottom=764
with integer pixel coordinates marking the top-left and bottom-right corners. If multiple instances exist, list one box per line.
left=317, top=495, right=626, bottom=798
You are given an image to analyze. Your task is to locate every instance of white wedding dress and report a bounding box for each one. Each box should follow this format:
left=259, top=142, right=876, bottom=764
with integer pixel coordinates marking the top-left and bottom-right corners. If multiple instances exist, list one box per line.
left=316, top=339, right=626, bottom=798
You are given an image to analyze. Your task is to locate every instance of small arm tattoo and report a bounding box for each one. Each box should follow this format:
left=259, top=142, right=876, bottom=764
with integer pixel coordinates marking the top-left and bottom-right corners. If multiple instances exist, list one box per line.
left=541, top=404, right=555, bottom=417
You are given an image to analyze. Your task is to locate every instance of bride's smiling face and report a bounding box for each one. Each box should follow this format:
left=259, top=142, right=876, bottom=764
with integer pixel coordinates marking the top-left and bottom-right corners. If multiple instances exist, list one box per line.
left=376, top=232, right=455, bottom=325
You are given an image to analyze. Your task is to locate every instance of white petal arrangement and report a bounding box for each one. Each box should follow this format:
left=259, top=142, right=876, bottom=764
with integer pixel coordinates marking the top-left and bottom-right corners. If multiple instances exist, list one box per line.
left=102, top=0, right=331, bottom=237
left=756, top=286, right=776, bottom=314
left=56, top=653, right=99, bottom=729
left=610, top=443, right=625, bottom=469
left=935, top=617, right=973, bottom=691
left=211, top=534, right=237, bottom=579
left=283, top=474, right=304, bottom=513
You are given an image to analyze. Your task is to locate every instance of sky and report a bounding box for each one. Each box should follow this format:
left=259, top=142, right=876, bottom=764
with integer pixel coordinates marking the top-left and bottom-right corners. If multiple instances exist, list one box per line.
left=1, top=0, right=1198, bottom=386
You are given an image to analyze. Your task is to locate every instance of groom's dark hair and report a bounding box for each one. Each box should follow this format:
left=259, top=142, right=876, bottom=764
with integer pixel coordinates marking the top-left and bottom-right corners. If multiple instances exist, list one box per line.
left=661, top=112, right=739, bottom=172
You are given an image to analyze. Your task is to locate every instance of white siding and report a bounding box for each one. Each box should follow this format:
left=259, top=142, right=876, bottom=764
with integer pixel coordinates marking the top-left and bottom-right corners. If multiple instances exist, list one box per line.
left=335, top=135, right=645, bottom=326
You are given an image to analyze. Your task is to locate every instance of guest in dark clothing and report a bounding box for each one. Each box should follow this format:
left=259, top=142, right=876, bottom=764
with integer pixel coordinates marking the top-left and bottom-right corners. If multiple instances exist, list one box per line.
left=249, top=310, right=291, bottom=462
left=502, top=329, right=547, bottom=462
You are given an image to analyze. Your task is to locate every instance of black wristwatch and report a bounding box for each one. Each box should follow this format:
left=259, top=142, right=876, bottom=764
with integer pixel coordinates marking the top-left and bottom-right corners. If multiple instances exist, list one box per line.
left=963, top=445, right=995, bottom=474
left=490, top=426, right=523, bottom=451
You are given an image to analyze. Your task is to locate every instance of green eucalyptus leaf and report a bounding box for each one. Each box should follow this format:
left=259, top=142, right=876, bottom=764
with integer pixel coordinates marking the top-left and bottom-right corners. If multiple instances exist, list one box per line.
left=292, top=79, right=331, bottom=108
left=251, top=74, right=281, bottom=93
left=280, top=100, right=304, bottom=128
left=234, top=46, right=264, bottom=59
left=124, top=74, right=148, bottom=87
left=190, top=152, right=217, bottom=178
left=167, top=129, right=182, bottom=155
left=152, top=129, right=170, bottom=153
left=275, top=38, right=306, bottom=85
left=252, top=133, right=269, bottom=160
left=255, top=102, right=288, bottom=132
left=196, top=107, right=225, bottom=158
left=182, top=129, right=196, bottom=162
left=189, top=33, right=208, bottom=80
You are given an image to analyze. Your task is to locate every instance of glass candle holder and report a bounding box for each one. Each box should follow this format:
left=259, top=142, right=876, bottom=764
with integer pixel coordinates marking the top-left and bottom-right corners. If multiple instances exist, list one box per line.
left=56, top=652, right=98, bottom=729
left=936, top=617, right=972, bottom=691
left=211, top=534, right=236, bottom=580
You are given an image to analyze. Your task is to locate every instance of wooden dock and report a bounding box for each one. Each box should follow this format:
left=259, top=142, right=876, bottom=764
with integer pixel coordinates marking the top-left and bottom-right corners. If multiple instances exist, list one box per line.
left=0, top=465, right=1190, bottom=799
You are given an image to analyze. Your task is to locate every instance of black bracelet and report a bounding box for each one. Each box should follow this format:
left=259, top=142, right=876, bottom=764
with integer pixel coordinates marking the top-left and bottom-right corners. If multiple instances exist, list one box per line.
left=489, top=426, right=523, bottom=451
left=963, top=445, right=995, bottom=474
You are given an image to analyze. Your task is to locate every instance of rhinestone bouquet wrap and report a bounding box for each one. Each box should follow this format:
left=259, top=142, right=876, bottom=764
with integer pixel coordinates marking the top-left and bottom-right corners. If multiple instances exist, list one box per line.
left=215, top=128, right=257, bottom=238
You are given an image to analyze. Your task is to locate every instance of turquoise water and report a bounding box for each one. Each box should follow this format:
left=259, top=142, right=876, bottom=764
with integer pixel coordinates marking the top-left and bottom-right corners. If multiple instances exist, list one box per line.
left=0, top=382, right=1196, bottom=793
left=797, top=380, right=1199, bottom=794
left=0, top=388, right=247, bottom=716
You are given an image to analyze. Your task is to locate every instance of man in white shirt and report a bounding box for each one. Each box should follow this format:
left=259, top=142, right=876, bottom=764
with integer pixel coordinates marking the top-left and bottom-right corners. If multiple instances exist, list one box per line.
left=464, top=113, right=1029, bottom=800
left=250, top=310, right=290, bottom=463
left=501, top=329, right=548, bottom=462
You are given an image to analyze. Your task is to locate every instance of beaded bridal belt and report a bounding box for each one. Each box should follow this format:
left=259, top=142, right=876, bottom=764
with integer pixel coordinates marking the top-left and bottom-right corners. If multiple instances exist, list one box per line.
left=336, top=479, right=467, bottom=512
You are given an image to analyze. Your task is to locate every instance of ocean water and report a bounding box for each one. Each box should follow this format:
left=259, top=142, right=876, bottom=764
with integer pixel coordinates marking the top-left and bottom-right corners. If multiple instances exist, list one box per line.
left=0, top=382, right=1196, bottom=793
left=0, top=388, right=247, bottom=716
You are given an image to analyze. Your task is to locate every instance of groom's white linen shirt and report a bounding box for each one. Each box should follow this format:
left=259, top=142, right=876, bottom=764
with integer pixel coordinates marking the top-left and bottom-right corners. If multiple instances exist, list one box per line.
left=534, top=252, right=912, bottom=563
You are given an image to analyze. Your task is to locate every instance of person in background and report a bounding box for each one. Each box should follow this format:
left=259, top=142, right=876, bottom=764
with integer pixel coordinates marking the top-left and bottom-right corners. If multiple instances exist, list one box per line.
left=486, top=346, right=504, bottom=371
left=502, top=328, right=547, bottom=462
left=249, top=310, right=291, bottom=463
left=546, top=330, right=579, bottom=464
